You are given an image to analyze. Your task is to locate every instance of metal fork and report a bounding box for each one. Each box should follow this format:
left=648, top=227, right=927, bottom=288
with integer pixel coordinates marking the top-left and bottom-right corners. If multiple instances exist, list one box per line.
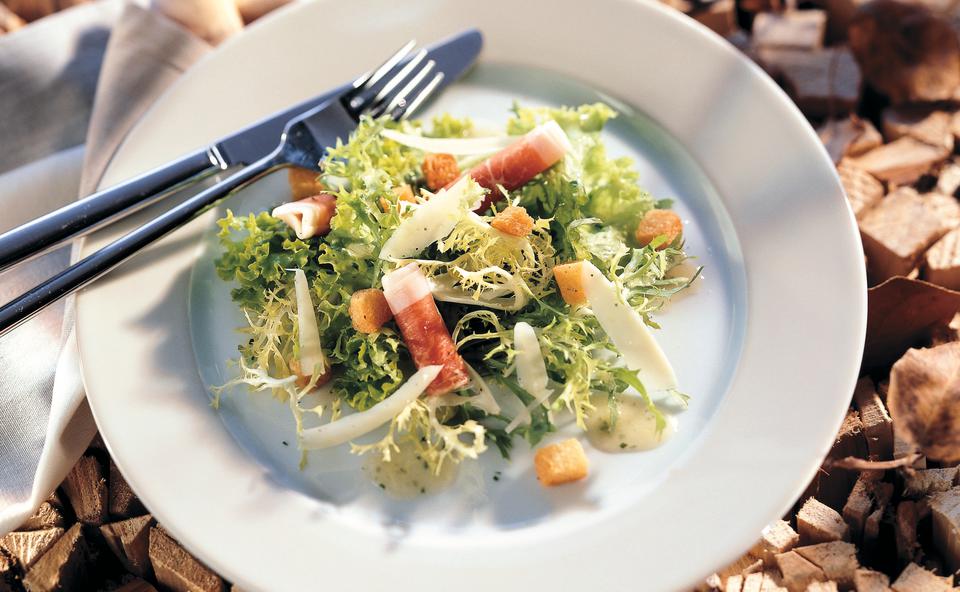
left=0, top=43, right=444, bottom=336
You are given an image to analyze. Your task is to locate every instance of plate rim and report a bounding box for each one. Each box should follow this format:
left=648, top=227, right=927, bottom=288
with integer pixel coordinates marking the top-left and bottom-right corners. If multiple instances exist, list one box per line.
left=76, top=1, right=867, bottom=589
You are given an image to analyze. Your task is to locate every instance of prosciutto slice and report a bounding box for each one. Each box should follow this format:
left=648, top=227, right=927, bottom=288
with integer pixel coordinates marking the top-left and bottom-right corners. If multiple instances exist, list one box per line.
left=271, top=193, right=336, bottom=240
left=461, top=120, right=572, bottom=212
left=381, top=264, right=470, bottom=395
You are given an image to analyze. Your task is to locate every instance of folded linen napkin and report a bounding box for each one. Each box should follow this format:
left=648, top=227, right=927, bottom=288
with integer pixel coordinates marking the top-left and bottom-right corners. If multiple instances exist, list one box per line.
left=0, top=0, right=211, bottom=535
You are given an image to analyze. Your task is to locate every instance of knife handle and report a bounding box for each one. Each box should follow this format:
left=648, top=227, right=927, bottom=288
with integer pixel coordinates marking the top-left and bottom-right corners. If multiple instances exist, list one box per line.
left=0, top=147, right=223, bottom=274
left=0, top=152, right=278, bottom=337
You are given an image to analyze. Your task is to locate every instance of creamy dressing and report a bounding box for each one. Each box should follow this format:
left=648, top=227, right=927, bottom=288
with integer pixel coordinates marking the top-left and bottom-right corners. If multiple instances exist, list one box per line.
left=584, top=394, right=676, bottom=453
left=363, top=441, right=458, bottom=498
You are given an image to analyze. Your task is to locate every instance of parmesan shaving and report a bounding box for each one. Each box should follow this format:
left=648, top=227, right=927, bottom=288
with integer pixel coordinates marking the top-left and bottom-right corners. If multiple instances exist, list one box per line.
left=300, top=365, right=442, bottom=450
left=292, top=268, right=325, bottom=376
left=506, top=322, right=552, bottom=433
left=381, top=128, right=515, bottom=155
left=379, top=176, right=483, bottom=260
left=465, top=363, right=501, bottom=415
left=580, top=261, right=677, bottom=391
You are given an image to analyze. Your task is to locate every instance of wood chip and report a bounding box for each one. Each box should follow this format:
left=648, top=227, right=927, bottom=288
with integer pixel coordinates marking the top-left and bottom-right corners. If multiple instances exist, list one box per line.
left=865, top=277, right=960, bottom=369
left=757, top=47, right=860, bottom=119
left=849, top=0, right=960, bottom=104
left=701, top=572, right=723, bottom=592
left=891, top=562, right=953, bottom=592
left=924, top=227, right=960, bottom=291
left=853, top=568, right=892, bottom=592
left=904, top=468, right=958, bottom=498
left=842, top=475, right=874, bottom=541
left=717, top=553, right=764, bottom=583
left=752, top=10, right=826, bottom=50
left=775, top=551, right=827, bottom=592
left=813, top=410, right=868, bottom=510
left=798, top=498, right=850, bottom=544
left=728, top=574, right=745, bottom=592
left=850, top=137, right=950, bottom=186
left=60, top=455, right=107, bottom=526
left=882, top=107, right=955, bottom=151
left=751, top=520, right=800, bottom=564
left=888, top=342, right=960, bottom=462
left=863, top=508, right=882, bottom=548
left=852, top=378, right=894, bottom=459
left=109, top=460, right=145, bottom=519
left=817, top=0, right=871, bottom=42
left=828, top=455, right=921, bottom=470
left=21, top=523, right=90, bottom=592
left=936, top=160, right=960, bottom=197
left=805, top=582, right=838, bottom=592
left=761, top=571, right=787, bottom=592
left=929, top=487, right=960, bottom=573
left=819, top=118, right=882, bottom=164
left=743, top=572, right=764, bottom=592
left=20, top=498, right=65, bottom=532
left=0, top=528, right=63, bottom=571
left=859, top=189, right=959, bottom=282
left=894, top=431, right=926, bottom=468
left=0, top=550, right=16, bottom=592
left=929, top=312, right=960, bottom=347
left=795, top=542, right=859, bottom=588
left=149, top=527, right=224, bottom=592
left=895, top=501, right=920, bottom=562
left=838, top=160, right=884, bottom=220
left=691, top=0, right=737, bottom=37
left=113, top=578, right=159, bottom=592
left=100, top=515, right=153, bottom=578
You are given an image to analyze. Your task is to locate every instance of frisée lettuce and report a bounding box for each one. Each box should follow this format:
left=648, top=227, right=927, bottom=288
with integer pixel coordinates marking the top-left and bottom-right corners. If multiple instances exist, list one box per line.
left=213, top=103, right=700, bottom=485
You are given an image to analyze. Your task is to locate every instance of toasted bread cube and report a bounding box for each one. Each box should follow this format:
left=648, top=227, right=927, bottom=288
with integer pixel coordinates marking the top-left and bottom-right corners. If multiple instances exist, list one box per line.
left=289, top=358, right=332, bottom=389
left=635, top=209, right=683, bottom=249
left=491, top=205, right=535, bottom=237
left=393, top=184, right=416, bottom=203
left=288, top=166, right=325, bottom=200
left=379, top=184, right=418, bottom=212
left=349, top=289, right=393, bottom=333
left=422, top=153, right=460, bottom=191
left=534, top=439, right=589, bottom=486
left=553, top=261, right=587, bottom=306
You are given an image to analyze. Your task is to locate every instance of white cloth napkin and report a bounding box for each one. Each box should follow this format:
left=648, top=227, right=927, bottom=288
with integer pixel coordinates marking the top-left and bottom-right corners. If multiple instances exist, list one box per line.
left=0, top=1, right=210, bottom=535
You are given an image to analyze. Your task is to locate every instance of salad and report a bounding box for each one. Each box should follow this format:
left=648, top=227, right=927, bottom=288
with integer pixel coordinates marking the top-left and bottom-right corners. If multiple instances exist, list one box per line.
left=213, top=102, right=699, bottom=492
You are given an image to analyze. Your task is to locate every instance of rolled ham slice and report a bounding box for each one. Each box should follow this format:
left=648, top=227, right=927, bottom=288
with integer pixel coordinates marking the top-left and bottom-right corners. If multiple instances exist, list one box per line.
left=381, top=263, right=470, bottom=396
left=459, top=120, right=572, bottom=212
left=271, top=193, right=336, bottom=240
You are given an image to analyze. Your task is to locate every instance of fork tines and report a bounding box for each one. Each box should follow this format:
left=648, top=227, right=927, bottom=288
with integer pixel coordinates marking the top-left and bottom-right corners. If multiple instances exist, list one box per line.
left=344, top=41, right=444, bottom=121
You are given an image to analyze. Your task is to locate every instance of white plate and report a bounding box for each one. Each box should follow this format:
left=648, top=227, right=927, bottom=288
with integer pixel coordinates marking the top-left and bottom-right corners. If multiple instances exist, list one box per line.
left=76, top=1, right=866, bottom=590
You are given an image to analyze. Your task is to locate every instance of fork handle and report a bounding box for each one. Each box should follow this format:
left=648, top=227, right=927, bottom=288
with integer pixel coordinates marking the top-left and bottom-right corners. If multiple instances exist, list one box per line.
left=0, top=152, right=279, bottom=337
left=0, top=148, right=223, bottom=274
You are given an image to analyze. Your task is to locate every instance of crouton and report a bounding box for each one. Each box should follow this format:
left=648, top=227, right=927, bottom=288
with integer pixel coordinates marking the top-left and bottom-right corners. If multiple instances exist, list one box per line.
left=349, top=289, right=393, bottom=334
left=379, top=184, right=417, bottom=212
left=422, top=153, right=460, bottom=191
left=553, top=261, right=587, bottom=306
left=287, top=166, right=325, bottom=200
left=289, top=358, right=332, bottom=389
left=534, top=439, right=589, bottom=486
left=491, top=205, right=535, bottom=237
left=635, top=209, right=683, bottom=249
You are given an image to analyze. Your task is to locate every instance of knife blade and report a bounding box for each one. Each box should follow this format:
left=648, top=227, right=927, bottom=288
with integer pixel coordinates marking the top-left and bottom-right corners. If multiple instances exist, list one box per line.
left=0, top=28, right=483, bottom=273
